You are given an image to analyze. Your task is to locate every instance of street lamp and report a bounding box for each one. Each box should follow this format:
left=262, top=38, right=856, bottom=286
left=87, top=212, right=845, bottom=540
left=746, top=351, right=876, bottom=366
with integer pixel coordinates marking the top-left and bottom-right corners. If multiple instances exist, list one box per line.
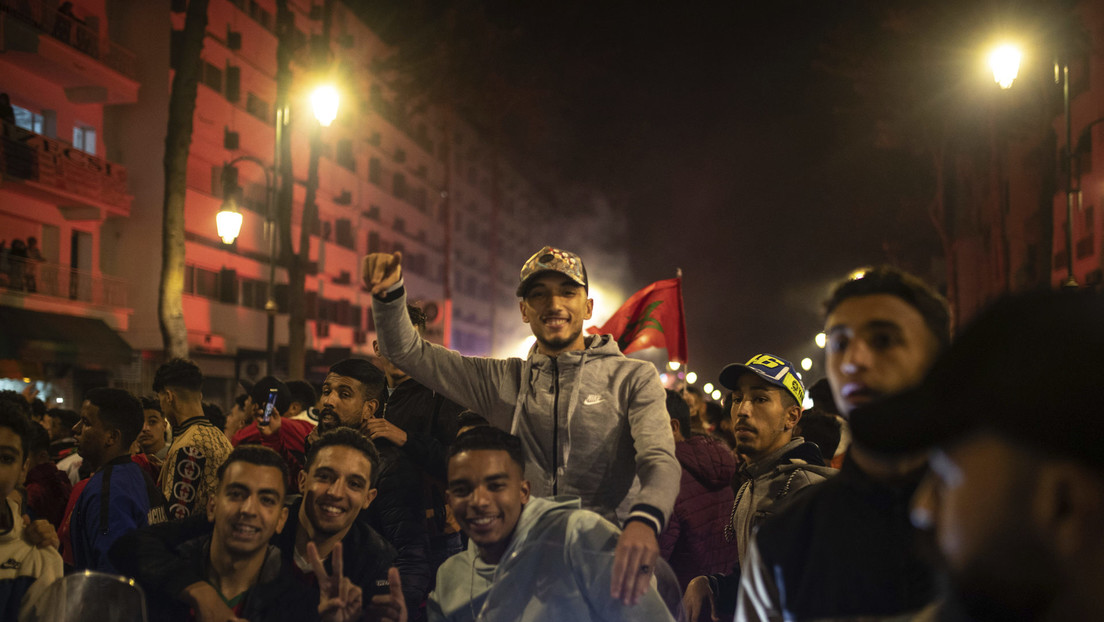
left=990, top=42, right=1077, bottom=287
left=218, top=155, right=277, bottom=374
left=311, top=85, right=340, bottom=127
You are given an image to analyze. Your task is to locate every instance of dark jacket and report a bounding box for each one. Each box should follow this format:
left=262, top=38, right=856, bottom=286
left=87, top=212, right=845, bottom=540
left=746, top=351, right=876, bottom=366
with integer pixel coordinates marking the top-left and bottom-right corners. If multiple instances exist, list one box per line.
left=736, top=455, right=936, bottom=621
left=70, top=456, right=168, bottom=573
left=364, top=437, right=432, bottom=610
left=109, top=497, right=397, bottom=602
left=658, top=435, right=739, bottom=591
left=150, top=538, right=319, bottom=622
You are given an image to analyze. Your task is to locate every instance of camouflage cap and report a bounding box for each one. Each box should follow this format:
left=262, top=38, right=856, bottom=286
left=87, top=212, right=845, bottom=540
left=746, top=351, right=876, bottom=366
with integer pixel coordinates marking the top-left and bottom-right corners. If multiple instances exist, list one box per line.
left=516, top=246, right=588, bottom=297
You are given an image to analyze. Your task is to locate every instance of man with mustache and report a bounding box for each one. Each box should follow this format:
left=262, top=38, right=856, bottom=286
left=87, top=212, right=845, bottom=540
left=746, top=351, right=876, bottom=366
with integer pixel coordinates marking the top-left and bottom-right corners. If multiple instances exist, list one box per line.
left=683, top=354, right=834, bottom=620
left=737, top=267, right=950, bottom=621
left=309, top=358, right=431, bottom=619
left=363, top=247, right=680, bottom=607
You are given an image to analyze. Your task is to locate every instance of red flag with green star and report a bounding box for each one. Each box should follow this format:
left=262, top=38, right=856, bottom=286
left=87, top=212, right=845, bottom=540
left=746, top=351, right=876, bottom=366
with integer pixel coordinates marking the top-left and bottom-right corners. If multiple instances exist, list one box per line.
left=587, top=277, right=688, bottom=363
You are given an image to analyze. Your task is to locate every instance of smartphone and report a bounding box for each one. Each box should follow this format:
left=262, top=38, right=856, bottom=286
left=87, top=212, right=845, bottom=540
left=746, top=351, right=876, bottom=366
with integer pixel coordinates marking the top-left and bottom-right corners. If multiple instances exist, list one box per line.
left=260, top=388, right=278, bottom=426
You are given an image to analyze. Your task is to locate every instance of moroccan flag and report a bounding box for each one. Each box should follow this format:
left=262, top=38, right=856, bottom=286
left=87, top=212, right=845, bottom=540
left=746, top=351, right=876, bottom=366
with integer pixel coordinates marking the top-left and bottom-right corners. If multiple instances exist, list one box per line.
left=587, top=277, right=688, bottom=363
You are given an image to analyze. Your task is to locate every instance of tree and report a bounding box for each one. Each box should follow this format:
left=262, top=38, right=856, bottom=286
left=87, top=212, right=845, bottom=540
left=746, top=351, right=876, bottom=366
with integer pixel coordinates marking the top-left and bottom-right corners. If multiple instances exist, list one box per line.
left=285, top=0, right=335, bottom=379
left=159, top=0, right=209, bottom=359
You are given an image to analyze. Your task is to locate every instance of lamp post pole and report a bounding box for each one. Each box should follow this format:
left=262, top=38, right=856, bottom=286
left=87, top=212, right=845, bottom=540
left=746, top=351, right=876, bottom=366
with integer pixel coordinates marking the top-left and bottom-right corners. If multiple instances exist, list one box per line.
left=220, top=154, right=277, bottom=375
left=1060, top=60, right=1078, bottom=288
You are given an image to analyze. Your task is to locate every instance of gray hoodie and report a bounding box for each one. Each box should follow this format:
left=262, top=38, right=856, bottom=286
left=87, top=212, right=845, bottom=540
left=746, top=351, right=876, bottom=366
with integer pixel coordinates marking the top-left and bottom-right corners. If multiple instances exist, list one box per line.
left=428, top=496, right=677, bottom=622
left=373, top=288, right=680, bottom=528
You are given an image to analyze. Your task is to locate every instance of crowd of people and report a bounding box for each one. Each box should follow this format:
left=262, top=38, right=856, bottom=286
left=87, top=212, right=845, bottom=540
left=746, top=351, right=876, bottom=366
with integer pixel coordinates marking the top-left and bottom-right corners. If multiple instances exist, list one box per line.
left=0, top=245, right=1100, bottom=621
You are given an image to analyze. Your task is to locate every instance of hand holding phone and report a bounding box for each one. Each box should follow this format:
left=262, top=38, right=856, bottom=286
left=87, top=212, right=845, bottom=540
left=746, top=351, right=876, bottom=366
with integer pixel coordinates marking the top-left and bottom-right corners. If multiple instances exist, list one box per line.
left=260, top=388, right=278, bottom=427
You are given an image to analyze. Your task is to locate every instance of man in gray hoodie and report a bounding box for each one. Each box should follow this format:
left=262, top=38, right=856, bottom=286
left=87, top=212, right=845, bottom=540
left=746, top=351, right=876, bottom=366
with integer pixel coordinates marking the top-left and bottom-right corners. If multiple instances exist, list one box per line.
left=363, top=246, right=681, bottom=606
left=430, top=425, right=676, bottom=621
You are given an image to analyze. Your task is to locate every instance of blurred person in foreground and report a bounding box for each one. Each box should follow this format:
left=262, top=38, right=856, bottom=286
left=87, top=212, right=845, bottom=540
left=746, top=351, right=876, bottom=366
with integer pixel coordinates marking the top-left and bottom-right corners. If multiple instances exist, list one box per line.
left=851, top=291, right=1104, bottom=622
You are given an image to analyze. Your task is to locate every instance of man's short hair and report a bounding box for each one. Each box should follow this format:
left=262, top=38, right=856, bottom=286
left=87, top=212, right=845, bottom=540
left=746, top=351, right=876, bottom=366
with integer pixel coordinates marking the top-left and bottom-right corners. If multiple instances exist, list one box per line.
left=328, top=358, right=386, bottom=402
left=27, top=422, right=50, bottom=456
left=152, top=358, right=204, bottom=393
left=84, top=388, right=144, bottom=448
left=46, top=408, right=79, bottom=430
left=305, top=427, right=381, bottom=487
left=286, top=380, right=318, bottom=408
left=203, top=403, right=226, bottom=430
left=233, top=394, right=248, bottom=409
left=140, top=396, right=161, bottom=413
left=407, top=304, right=427, bottom=332
left=449, top=426, right=526, bottom=474
left=0, top=400, right=32, bottom=458
left=216, top=445, right=289, bottom=495
left=0, top=390, right=31, bottom=417
left=457, top=410, right=489, bottom=432
left=823, top=266, right=951, bottom=352
left=796, top=410, right=841, bottom=459
left=665, top=389, right=692, bottom=438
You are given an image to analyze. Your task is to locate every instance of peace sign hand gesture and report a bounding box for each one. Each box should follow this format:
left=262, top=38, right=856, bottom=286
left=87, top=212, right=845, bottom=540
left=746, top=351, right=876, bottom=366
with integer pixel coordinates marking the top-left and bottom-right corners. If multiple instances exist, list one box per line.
left=308, top=542, right=364, bottom=622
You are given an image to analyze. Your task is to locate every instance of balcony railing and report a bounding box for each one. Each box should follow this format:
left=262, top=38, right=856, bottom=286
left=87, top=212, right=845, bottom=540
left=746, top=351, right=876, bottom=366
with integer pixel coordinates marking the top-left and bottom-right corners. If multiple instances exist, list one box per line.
left=1, top=121, right=130, bottom=212
left=1, top=257, right=127, bottom=307
left=0, top=0, right=136, bottom=79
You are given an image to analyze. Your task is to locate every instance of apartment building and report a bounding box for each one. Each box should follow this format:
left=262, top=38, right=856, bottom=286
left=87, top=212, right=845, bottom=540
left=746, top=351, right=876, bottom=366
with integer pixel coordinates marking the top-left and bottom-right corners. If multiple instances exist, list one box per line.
left=0, top=0, right=137, bottom=404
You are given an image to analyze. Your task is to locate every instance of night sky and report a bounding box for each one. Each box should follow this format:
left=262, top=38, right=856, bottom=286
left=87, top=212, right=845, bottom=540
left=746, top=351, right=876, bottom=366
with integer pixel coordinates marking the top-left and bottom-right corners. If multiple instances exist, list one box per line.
left=356, top=1, right=948, bottom=383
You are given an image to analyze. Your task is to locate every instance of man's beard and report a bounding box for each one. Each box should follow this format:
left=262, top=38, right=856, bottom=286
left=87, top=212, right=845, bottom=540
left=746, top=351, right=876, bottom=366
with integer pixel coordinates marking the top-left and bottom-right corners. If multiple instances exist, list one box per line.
left=317, top=408, right=358, bottom=434
left=537, top=327, right=582, bottom=352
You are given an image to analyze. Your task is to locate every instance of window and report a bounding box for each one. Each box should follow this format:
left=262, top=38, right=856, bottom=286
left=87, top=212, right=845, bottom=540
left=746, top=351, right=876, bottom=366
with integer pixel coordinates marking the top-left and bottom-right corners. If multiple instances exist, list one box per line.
left=336, top=139, right=355, bottom=171
left=369, top=157, right=382, bottom=184
left=393, top=173, right=407, bottom=200
left=202, top=61, right=222, bottom=93
left=13, top=106, right=43, bottom=134
left=194, top=267, right=218, bottom=299
left=368, top=231, right=381, bottom=253
left=72, top=124, right=96, bottom=155
left=246, top=93, right=269, bottom=122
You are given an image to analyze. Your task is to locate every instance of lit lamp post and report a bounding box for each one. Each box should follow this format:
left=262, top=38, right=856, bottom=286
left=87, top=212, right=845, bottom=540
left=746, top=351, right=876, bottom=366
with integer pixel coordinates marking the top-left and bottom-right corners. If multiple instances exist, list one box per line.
left=217, top=156, right=278, bottom=375
left=990, top=43, right=1077, bottom=287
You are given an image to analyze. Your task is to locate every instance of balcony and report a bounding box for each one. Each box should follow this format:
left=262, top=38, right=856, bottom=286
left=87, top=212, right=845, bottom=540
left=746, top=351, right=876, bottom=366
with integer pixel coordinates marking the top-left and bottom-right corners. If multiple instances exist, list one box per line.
left=0, top=0, right=138, bottom=104
left=1, top=121, right=131, bottom=217
left=1, top=257, right=127, bottom=308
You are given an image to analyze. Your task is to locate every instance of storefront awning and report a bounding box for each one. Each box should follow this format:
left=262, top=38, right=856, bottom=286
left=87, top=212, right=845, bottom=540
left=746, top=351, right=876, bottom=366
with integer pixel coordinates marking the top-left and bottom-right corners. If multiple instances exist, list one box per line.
left=0, top=307, right=133, bottom=367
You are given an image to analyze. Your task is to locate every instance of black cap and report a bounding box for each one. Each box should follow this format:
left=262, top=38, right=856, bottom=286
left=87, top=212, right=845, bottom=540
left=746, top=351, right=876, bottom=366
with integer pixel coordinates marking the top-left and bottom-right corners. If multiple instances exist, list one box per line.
left=247, top=376, right=290, bottom=415
left=849, top=291, right=1104, bottom=471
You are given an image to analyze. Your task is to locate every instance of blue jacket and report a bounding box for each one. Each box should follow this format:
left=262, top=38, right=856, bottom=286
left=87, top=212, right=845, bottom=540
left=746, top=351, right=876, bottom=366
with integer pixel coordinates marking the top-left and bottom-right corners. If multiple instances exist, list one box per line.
left=70, top=456, right=167, bottom=572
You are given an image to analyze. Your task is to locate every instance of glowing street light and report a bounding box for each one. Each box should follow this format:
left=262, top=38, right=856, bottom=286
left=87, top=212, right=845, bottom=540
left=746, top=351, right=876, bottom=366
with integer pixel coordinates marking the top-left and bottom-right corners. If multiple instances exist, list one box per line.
left=216, top=204, right=243, bottom=244
left=311, top=85, right=340, bottom=127
left=668, top=361, right=681, bottom=371
left=989, top=44, right=1022, bottom=89
left=801, top=357, right=813, bottom=371
left=703, top=382, right=714, bottom=394
left=686, top=371, right=698, bottom=384
left=711, top=389, right=722, bottom=401
left=815, top=332, right=826, bottom=348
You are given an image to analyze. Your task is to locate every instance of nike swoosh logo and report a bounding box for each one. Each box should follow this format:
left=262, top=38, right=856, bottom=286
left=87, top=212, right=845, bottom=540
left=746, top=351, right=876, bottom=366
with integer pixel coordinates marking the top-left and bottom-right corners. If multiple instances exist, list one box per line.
left=583, top=395, right=605, bottom=406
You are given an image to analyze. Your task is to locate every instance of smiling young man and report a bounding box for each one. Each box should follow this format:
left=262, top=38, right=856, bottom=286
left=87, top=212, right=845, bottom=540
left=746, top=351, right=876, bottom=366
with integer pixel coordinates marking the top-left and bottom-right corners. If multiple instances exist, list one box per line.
left=113, top=429, right=406, bottom=622
left=306, top=358, right=430, bottom=617
left=736, top=267, right=951, bottom=621
left=430, top=426, right=676, bottom=621
left=683, top=354, right=833, bottom=620
left=363, top=246, right=680, bottom=606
